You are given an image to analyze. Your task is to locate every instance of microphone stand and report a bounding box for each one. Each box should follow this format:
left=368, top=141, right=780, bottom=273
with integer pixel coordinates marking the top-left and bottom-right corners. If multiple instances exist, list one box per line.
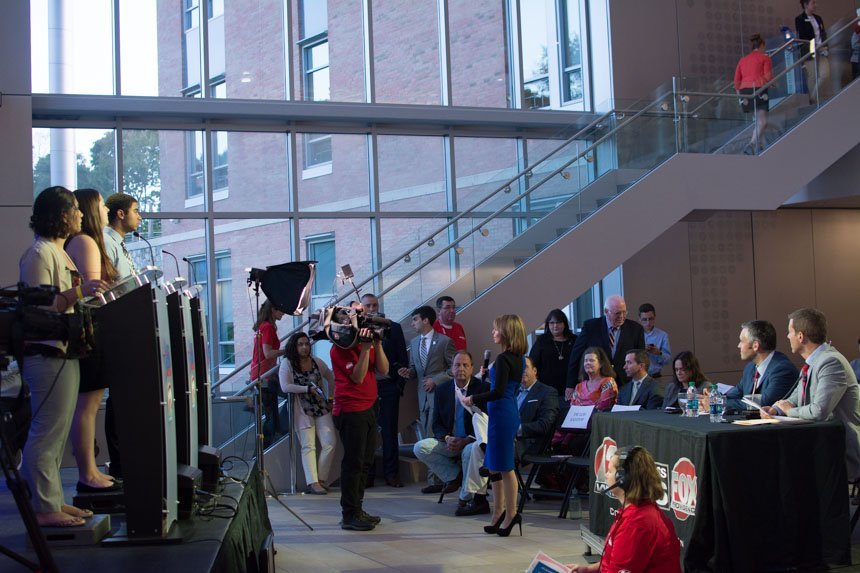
left=132, top=231, right=156, bottom=267
left=247, top=274, right=312, bottom=531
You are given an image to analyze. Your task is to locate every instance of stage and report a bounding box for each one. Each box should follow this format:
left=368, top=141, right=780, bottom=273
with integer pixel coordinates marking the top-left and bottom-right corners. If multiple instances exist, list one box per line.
left=0, top=463, right=272, bottom=572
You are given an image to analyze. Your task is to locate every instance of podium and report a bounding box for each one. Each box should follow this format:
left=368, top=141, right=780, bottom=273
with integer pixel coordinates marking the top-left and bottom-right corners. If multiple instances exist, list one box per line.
left=166, top=290, right=199, bottom=469
left=93, top=280, right=178, bottom=540
left=189, top=295, right=213, bottom=448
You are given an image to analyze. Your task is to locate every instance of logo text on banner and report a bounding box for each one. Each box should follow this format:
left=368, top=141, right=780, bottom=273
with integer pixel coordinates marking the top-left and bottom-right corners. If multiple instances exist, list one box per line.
left=670, top=457, right=697, bottom=520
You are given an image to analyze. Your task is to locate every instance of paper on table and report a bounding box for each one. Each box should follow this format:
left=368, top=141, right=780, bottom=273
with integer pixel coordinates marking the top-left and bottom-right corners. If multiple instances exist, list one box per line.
left=772, top=415, right=812, bottom=424
left=742, top=396, right=762, bottom=410
left=716, top=383, right=733, bottom=395
left=733, top=418, right=780, bottom=426
left=561, top=405, right=595, bottom=429
left=611, top=404, right=641, bottom=413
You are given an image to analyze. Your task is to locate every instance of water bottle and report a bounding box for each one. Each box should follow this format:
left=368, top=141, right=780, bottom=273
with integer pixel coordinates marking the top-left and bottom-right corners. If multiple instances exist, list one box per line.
left=686, top=382, right=698, bottom=417
left=709, top=383, right=725, bottom=423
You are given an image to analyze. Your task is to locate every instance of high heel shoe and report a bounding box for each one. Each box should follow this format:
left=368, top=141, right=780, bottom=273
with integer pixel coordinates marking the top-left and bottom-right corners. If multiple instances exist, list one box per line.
left=496, top=513, right=522, bottom=537
left=483, top=511, right=506, bottom=534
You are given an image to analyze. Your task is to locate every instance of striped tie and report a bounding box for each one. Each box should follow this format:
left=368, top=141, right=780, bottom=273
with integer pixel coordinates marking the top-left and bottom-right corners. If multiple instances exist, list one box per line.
left=121, top=241, right=138, bottom=274
left=608, top=327, right=618, bottom=354
left=419, top=335, right=429, bottom=369
left=799, top=364, right=810, bottom=406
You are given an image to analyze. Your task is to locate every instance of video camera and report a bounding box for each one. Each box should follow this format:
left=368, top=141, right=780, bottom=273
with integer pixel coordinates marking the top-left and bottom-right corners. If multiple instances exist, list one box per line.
left=0, top=283, right=83, bottom=364
left=308, top=305, right=392, bottom=350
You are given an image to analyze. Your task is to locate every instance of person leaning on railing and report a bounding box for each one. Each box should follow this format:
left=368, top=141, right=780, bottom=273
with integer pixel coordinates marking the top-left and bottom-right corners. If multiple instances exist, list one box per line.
left=734, top=33, right=773, bottom=154
left=278, top=331, right=336, bottom=495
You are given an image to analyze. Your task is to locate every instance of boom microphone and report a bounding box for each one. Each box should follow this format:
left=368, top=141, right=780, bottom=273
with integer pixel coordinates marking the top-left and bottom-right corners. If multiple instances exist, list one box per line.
left=132, top=231, right=155, bottom=267
left=182, top=256, right=197, bottom=285
left=162, top=249, right=183, bottom=281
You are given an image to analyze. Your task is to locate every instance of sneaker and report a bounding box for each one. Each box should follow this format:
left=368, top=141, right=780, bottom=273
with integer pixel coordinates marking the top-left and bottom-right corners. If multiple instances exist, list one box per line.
left=455, top=496, right=491, bottom=516
left=421, top=483, right=444, bottom=494
left=341, top=515, right=375, bottom=531
left=360, top=510, right=381, bottom=525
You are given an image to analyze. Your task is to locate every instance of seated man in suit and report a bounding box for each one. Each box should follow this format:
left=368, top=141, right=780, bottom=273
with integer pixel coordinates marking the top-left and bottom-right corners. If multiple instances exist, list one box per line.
left=413, top=351, right=489, bottom=495
left=726, top=320, right=798, bottom=412
left=618, top=349, right=663, bottom=409
left=566, top=294, right=645, bottom=400
left=456, top=356, right=559, bottom=516
left=762, top=308, right=860, bottom=481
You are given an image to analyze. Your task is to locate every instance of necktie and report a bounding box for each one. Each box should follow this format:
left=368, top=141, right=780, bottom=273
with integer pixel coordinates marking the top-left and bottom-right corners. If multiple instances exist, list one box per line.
left=752, top=371, right=761, bottom=395
left=609, top=327, right=618, bottom=354
left=454, top=393, right=466, bottom=437
left=517, top=387, right=528, bottom=410
left=419, top=335, right=429, bottom=369
left=630, top=380, right=641, bottom=405
left=799, top=364, right=810, bottom=406
left=121, top=241, right=138, bottom=274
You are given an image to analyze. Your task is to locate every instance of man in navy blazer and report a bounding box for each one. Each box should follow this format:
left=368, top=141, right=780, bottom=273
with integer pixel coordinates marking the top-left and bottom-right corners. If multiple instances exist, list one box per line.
left=726, top=320, right=798, bottom=412
left=413, top=351, right=489, bottom=494
left=566, top=295, right=645, bottom=398
left=617, top=349, right=663, bottom=409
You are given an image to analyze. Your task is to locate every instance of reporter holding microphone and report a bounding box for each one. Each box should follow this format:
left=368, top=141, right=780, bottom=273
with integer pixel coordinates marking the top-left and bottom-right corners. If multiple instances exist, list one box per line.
left=570, top=446, right=680, bottom=573
left=19, top=186, right=108, bottom=528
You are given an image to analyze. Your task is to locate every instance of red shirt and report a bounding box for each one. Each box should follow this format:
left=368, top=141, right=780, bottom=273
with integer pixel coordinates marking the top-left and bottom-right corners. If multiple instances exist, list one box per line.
left=250, top=321, right=279, bottom=380
left=331, top=344, right=378, bottom=415
left=434, top=321, right=467, bottom=351
left=601, top=501, right=681, bottom=573
left=734, top=50, right=773, bottom=90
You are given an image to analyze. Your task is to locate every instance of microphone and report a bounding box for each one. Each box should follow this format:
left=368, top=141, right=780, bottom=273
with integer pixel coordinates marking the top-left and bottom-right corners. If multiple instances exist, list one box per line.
left=482, top=350, right=491, bottom=380
left=162, top=249, right=183, bottom=281
left=182, top=257, right=197, bottom=285
left=132, top=231, right=155, bottom=267
left=603, top=482, right=622, bottom=496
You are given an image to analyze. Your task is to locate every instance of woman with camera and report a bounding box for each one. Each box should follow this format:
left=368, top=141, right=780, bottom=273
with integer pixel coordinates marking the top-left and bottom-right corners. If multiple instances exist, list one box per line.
left=279, top=331, right=336, bottom=495
left=65, top=188, right=121, bottom=494
left=20, top=186, right=108, bottom=527
left=570, top=446, right=681, bottom=572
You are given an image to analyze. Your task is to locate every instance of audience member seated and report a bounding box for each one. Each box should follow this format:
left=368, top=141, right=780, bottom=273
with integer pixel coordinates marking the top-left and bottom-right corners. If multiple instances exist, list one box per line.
left=456, top=356, right=559, bottom=516
left=762, top=308, right=860, bottom=481
left=553, top=347, right=617, bottom=454
left=569, top=446, right=681, bottom=572
left=618, top=349, right=663, bottom=409
left=413, top=351, right=489, bottom=495
left=725, top=320, right=798, bottom=412
left=662, top=351, right=710, bottom=409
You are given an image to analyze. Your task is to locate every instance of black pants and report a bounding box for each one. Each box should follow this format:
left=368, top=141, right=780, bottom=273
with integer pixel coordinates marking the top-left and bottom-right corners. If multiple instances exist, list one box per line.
left=104, top=394, right=122, bottom=478
left=333, top=405, right=377, bottom=519
left=376, top=381, right=401, bottom=479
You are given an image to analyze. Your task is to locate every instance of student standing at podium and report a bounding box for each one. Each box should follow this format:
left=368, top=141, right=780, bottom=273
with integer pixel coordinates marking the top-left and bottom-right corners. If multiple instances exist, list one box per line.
left=65, top=189, right=122, bottom=494
left=101, top=192, right=142, bottom=480
left=19, top=186, right=108, bottom=527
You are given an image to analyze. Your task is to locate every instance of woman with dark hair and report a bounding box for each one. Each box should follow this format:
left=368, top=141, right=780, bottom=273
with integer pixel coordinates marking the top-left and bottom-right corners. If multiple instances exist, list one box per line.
left=251, top=300, right=286, bottom=440
left=278, top=332, right=336, bottom=495
left=571, top=346, right=618, bottom=410
left=65, top=188, right=120, bottom=493
left=553, top=346, right=618, bottom=453
left=662, top=351, right=710, bottom=409
left=462, top=314, right=528, bottom=537
left=734, top=33, right=773, bottom=154
left=528, top=309, right=577, bottom=396
left=19, top=186, right=108, bottom=527
left=570, top=446, right=681, bottom=572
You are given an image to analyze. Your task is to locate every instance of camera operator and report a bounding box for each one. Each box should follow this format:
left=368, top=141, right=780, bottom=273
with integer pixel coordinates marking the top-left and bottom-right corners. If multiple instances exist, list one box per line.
left=19, top=186, right=108, bottom=528
left=330, top=316, right=389, bottom=531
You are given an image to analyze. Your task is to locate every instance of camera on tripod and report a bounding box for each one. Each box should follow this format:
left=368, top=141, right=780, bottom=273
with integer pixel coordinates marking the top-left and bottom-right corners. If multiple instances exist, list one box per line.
left=0, top=283, right=82, bottom=363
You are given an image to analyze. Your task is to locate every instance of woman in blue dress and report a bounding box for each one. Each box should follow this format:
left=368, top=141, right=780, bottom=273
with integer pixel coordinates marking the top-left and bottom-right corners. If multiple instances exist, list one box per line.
left=463, top=314, right=527, bottom=537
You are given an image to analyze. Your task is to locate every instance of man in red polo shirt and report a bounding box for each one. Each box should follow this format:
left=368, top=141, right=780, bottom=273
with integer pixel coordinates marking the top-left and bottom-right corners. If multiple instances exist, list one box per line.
left=434, top=295, right=467, bottom=351
left=331, top=326, right=389, bottom=531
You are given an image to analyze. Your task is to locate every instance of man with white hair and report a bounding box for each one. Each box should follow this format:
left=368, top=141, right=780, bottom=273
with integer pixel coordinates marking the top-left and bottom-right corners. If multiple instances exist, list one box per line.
left=566, top=295, right=645, bottom=400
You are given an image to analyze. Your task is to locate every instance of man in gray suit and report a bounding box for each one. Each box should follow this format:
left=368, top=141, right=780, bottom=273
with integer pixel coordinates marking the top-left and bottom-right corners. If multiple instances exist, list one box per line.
left=398, top=305, right=456, bottom=440
left=762, top=308, right=860, bottom=481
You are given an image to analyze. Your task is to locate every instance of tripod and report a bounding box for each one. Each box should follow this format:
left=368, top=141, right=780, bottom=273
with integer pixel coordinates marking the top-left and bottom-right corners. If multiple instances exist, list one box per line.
left=0, top=412, right=58, bottom=572
left=248, top=277, right=313, bottom=531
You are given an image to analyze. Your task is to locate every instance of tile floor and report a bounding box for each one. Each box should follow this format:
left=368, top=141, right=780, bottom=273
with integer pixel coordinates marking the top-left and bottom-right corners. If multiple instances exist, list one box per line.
left=268, top=483, right=592, bottom=573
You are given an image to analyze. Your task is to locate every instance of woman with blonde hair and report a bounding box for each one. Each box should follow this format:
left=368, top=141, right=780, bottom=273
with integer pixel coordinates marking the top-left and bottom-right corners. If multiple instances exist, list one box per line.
left=65, top=188, right=121, bottom=493
left=571, top=446, right=681, bottom=572
left=462, top=314, right=527, bottom=536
